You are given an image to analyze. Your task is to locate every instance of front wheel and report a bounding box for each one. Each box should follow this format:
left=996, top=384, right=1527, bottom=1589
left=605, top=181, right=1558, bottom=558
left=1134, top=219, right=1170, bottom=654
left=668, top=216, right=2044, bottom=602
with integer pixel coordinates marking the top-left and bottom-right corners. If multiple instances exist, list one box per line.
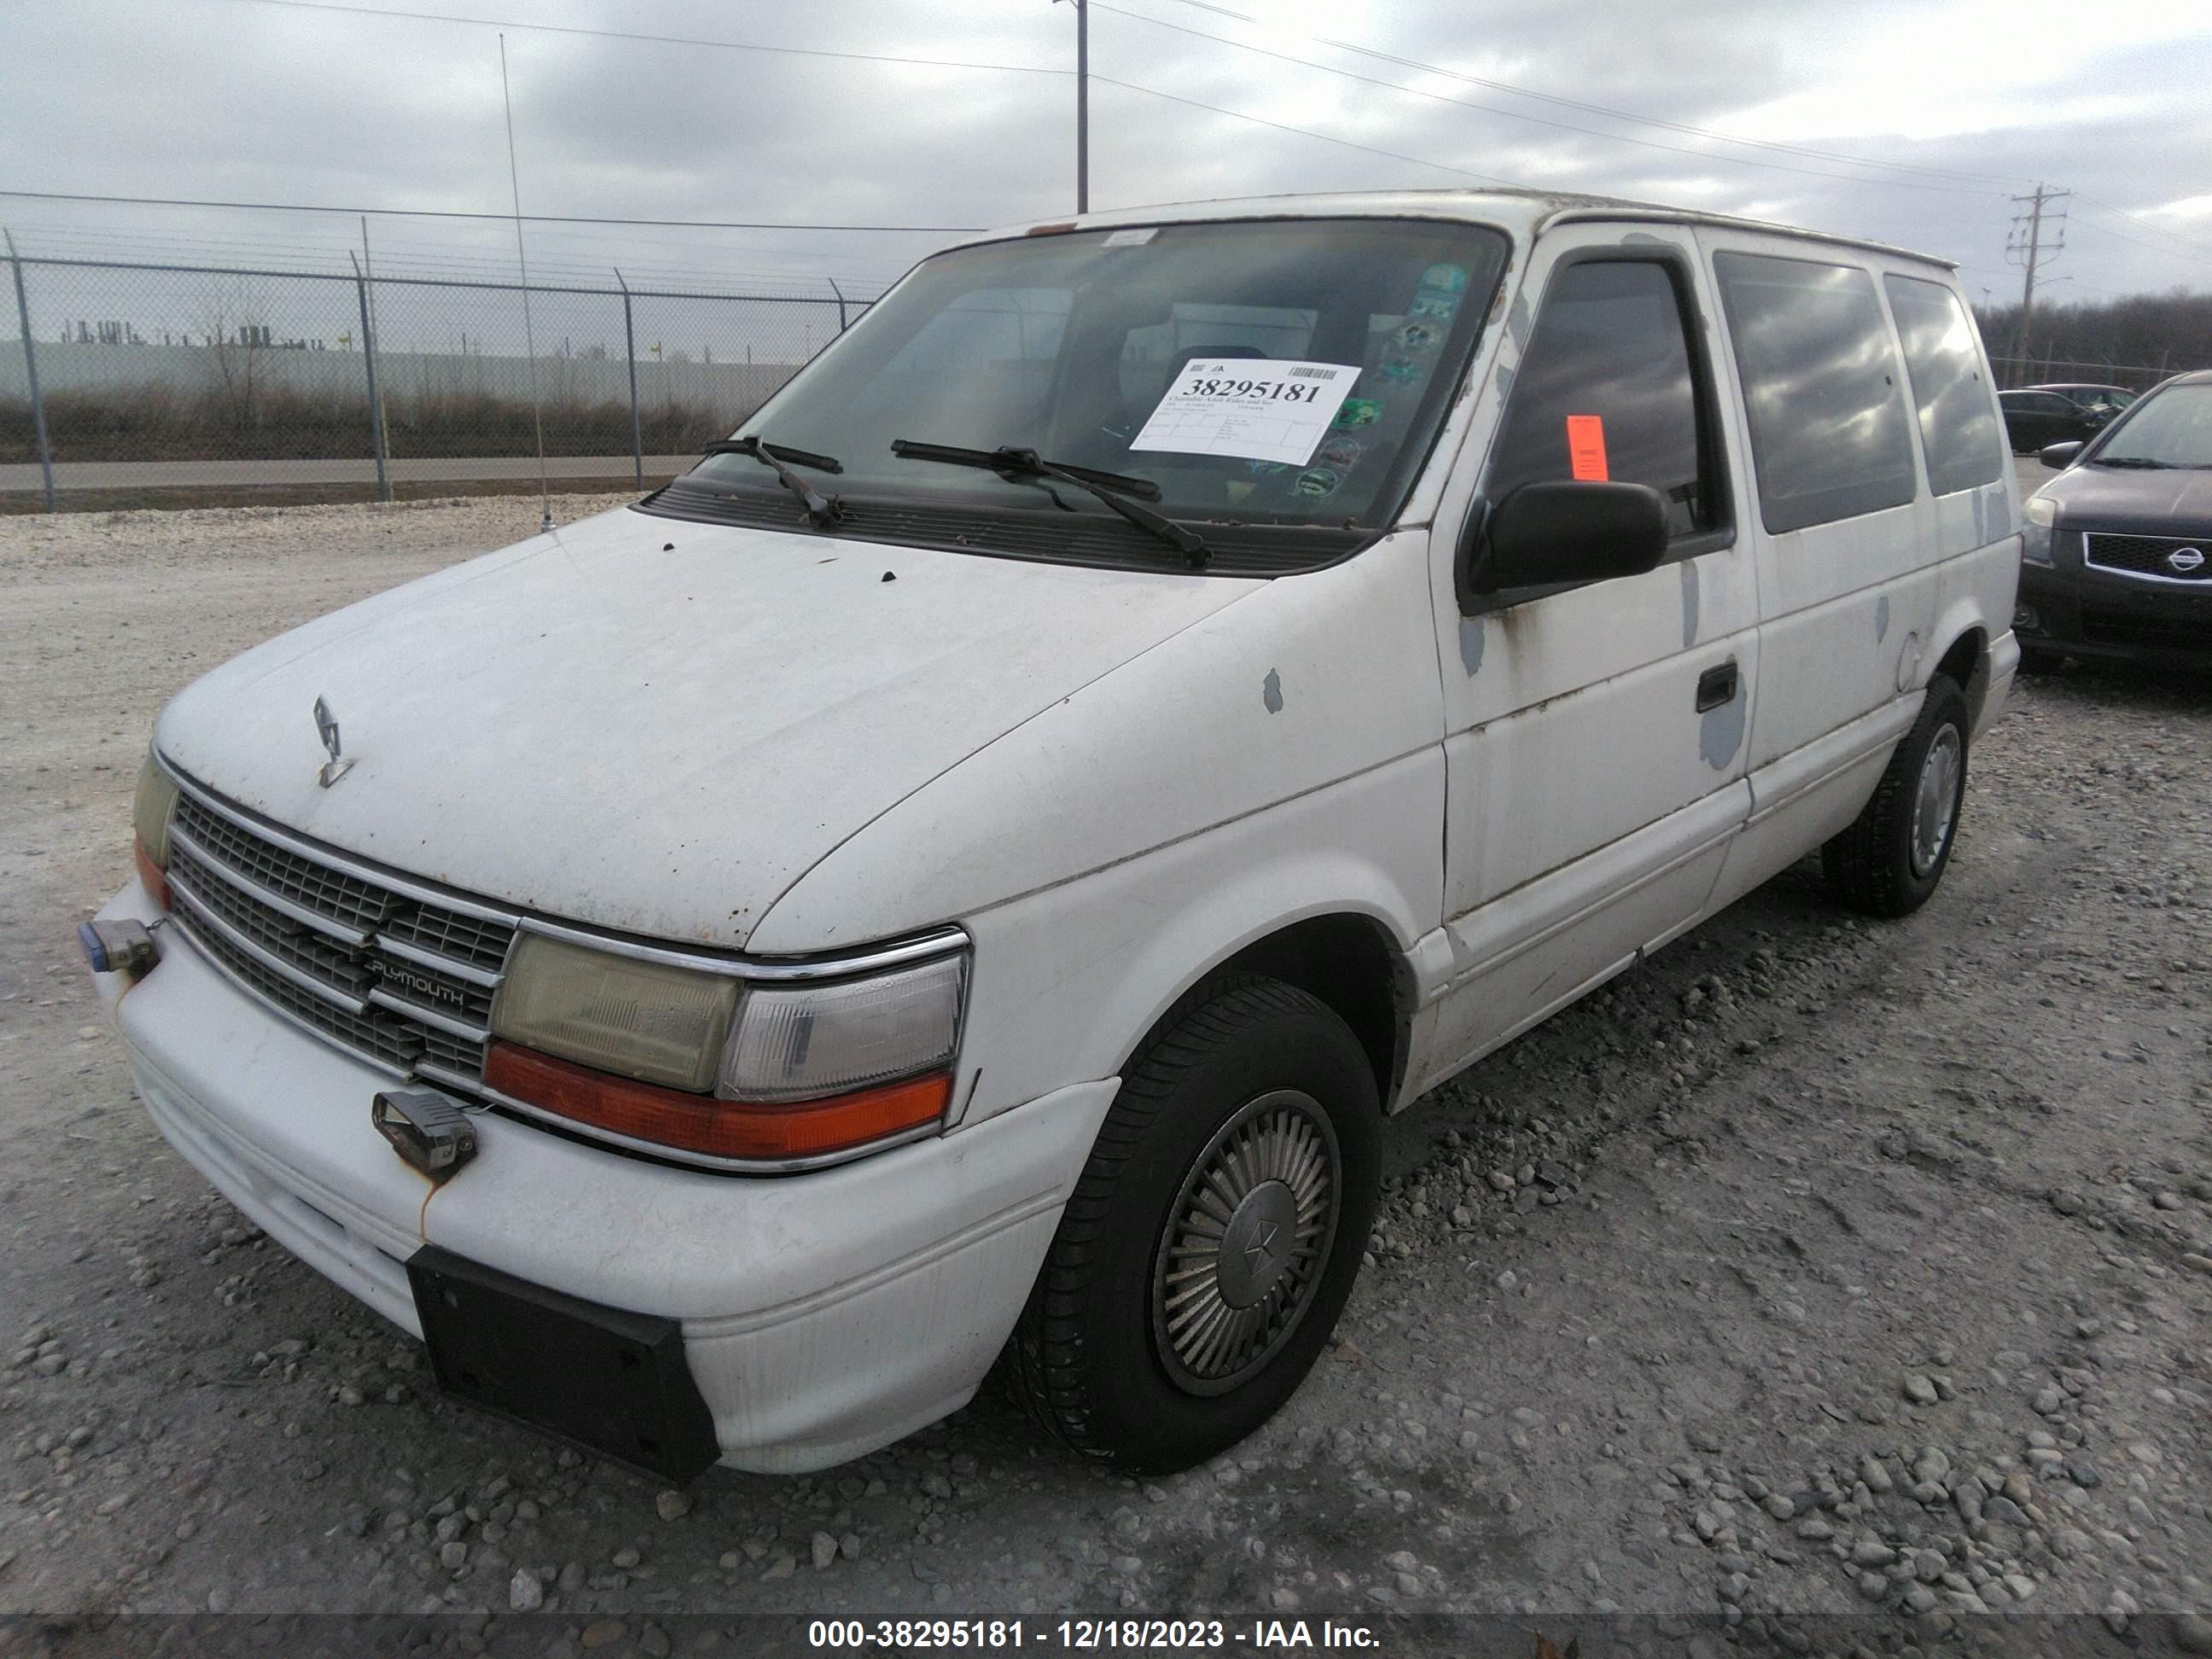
left=1822, top=674, right=1970, bottom=917
left=1006, top=975, right=1380, bottom=1471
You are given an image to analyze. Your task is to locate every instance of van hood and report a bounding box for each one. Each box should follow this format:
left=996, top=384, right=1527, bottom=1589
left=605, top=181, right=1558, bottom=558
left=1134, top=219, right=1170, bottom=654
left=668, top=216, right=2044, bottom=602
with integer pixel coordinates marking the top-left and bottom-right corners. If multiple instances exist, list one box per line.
left=156, top=507, right=1256, bottom=949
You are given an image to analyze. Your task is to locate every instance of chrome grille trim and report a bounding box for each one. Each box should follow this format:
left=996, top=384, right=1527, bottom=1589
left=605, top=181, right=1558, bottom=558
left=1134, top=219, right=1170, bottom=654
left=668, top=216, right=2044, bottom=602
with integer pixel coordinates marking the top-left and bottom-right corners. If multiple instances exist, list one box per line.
left=168, top=868, right=373, bottom=1015
left=2083, top=531, right=2212, bottom=586
left=365, top=988, right=491, bottom=1045
left=159, top=767, right=515, bottom=1087
left=161, top=909, right=418, bottom=1077
left=168, top=822, right=371, bottom=947
left=165, top=770, right=521, bottom=928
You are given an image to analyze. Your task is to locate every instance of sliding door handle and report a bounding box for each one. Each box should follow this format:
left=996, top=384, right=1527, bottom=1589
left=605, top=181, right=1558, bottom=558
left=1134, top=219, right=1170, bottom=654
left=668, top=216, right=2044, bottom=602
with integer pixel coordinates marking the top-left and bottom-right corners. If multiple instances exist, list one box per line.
left=1696, top=660, right=1739, bottom=713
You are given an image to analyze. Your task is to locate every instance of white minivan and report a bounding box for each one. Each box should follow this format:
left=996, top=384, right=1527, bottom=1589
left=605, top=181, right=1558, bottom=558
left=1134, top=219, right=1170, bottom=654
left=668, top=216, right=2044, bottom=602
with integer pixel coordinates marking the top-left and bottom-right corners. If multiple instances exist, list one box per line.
left=87, top=189, right=2022, bottom=1478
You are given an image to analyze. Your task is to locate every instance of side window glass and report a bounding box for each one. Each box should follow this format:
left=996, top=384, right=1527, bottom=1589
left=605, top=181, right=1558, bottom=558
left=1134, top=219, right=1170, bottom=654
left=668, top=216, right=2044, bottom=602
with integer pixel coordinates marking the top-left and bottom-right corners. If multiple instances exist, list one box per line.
left=1714, top=252, right=1917, bottom=533
left=1485, top=259, right=1718, bottom=540
left=1883, top=275, right=2003, bottom=497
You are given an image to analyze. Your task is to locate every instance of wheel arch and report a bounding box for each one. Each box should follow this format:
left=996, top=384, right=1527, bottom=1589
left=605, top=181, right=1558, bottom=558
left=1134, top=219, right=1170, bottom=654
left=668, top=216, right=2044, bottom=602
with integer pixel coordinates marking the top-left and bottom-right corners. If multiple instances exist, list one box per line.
left=1119, top=910, right=1414, bottom=1111
left=1931, top=622, right=1990, bottom=729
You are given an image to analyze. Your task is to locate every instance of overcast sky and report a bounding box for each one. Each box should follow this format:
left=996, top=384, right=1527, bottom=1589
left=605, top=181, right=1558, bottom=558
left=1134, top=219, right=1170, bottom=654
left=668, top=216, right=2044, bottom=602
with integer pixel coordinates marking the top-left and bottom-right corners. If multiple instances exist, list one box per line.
left=3, top=0, right=2209, bottom=312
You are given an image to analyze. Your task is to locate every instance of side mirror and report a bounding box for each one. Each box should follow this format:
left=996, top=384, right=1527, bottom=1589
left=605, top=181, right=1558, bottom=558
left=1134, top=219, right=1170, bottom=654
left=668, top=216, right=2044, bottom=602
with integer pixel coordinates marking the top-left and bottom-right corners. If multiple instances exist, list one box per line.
left=2040, top=440, right=2083, bottom=469
left=1459, top=480, right=1668, bottom=610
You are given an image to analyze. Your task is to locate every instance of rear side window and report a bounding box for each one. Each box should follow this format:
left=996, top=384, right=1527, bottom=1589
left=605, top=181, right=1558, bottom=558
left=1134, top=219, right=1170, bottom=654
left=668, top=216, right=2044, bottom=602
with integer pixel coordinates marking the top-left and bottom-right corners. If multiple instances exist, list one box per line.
left=1885, top=275, right=2003, bottom=497
left=1484, top=259, right=1720, bottom=539
left=1714, top=252, right=1916, bottom=533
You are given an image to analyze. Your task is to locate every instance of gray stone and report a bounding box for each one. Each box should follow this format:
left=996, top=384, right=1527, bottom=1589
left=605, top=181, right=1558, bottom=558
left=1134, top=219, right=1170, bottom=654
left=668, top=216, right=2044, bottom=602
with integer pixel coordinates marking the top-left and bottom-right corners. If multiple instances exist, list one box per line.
left=1902, top=1375, right=1938, bottom=1406
left=812, top=1532, right=837, bottom=1571
left=654, top=1490, right=690, bottom=1522
left=508, top=1568, right=544, bottom=1611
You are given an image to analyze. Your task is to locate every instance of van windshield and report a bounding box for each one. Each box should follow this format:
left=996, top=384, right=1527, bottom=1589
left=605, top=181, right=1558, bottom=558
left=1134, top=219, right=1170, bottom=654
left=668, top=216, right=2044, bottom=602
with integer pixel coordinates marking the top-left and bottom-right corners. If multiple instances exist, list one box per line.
left=673, top=218, right=1509, bottom=561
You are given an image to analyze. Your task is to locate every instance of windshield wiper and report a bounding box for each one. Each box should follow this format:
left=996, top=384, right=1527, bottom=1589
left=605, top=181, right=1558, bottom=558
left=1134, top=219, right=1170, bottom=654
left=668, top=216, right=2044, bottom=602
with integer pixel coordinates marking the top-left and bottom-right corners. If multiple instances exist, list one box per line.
left=892, top=439, right=1208, bottom=568
left=2089, top=456, right=2174, bottom=469
left=700, top=436, right=844, bottom=527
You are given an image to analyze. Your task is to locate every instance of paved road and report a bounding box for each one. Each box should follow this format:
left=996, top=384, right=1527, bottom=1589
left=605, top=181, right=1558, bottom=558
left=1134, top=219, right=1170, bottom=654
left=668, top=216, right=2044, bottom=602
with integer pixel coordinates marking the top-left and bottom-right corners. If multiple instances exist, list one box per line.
left=0, top=455, right=695, bottom=491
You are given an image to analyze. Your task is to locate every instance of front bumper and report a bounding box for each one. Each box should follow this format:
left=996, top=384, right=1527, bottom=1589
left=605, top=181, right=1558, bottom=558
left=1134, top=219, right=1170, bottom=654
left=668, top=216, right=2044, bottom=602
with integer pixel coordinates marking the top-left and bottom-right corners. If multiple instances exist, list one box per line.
left=2019, top=562, right=2212, bottom=670
left=93, top=876, right=1115, bottom=1473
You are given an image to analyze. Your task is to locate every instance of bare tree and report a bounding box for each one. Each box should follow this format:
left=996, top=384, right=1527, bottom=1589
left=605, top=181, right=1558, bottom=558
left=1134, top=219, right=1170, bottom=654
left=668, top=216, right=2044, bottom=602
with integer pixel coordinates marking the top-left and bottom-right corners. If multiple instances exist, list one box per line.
left=201, top=279, right=276, bottom=433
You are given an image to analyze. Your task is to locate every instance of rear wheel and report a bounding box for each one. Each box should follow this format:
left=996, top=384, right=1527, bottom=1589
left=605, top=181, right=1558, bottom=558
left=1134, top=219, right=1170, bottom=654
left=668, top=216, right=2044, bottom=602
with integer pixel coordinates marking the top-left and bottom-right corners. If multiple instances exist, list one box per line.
left=1822, top=675, right=1970, bottom=917
left=1007, top=975, right=1379, bottom=1471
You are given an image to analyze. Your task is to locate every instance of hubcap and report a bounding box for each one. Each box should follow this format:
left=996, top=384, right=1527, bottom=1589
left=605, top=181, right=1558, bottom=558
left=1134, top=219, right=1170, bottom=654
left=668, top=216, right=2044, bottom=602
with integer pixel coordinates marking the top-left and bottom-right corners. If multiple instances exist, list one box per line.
left=1152, top=1090, right=1340, bottom=1397
left=1910, top=725, right=1962, bottom=876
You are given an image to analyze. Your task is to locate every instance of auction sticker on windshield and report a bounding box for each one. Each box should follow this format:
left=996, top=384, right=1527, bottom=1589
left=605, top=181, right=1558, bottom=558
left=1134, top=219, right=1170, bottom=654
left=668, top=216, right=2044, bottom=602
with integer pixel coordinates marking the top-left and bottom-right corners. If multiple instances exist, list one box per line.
left=1130, top=359, right=1364, bottom=466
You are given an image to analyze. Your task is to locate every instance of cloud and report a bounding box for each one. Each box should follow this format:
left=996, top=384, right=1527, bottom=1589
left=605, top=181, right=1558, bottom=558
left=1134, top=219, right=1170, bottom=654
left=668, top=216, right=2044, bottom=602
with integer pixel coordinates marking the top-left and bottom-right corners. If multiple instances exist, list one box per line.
left=0, top=0, right=2204, bottom=303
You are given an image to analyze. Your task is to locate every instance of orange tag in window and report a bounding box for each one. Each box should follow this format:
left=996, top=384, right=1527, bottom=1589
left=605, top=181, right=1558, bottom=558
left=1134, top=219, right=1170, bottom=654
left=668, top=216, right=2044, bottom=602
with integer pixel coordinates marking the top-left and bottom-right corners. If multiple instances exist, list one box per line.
left=1566, top=414, right=1610, bottom=480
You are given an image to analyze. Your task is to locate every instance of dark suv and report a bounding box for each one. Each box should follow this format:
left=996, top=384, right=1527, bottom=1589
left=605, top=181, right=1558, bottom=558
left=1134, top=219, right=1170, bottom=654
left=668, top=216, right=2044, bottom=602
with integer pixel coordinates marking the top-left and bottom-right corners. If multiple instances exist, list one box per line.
left=1999, top=387, right=2117, bottom=454
left=2017, top=370, right=2212, bottom=671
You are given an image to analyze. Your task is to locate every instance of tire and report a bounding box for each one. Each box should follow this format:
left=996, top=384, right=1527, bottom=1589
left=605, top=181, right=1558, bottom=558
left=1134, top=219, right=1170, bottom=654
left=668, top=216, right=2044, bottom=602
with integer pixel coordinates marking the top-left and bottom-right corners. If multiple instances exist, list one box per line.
left=1822, top=674, right=1970, bottom=918
left=1007, top=975, right=1380, bottom=1471
left=2018, top=644, right=2064, bottom=675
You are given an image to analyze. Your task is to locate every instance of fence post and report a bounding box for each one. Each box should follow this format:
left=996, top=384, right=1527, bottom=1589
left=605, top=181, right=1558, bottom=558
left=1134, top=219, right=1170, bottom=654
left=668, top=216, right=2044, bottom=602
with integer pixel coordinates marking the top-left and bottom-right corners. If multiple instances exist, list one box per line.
left=615, top=268, right=642, bottom=489
left=828, top=276, right=848, bottom=335
left=349, top=251, right=391, bottom=503
left=5, top=230, right=56, bottom=513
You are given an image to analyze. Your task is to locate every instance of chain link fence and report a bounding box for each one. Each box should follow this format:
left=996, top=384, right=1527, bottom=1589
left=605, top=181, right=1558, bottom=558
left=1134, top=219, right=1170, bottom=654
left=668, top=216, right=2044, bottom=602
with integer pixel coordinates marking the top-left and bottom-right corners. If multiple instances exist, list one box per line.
left=1986, top=354, right=2192, bottom=394
left=2, top=245, right=868, bottom=509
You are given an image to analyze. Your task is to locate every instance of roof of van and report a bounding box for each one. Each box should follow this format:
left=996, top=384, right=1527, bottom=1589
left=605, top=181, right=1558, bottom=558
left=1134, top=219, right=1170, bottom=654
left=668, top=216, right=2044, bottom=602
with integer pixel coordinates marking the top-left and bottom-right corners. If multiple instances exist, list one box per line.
left=992, top=187, right=1959, bottom=271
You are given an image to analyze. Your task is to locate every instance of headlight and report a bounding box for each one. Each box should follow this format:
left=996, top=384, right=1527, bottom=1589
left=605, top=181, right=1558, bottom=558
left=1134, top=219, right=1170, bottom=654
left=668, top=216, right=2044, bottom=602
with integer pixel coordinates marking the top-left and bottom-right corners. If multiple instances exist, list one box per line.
left=719, top=954, right=966, bottom=1103
left=133, top=753, right=178, bottom=867
left=2023, top=494, right=2057, bottom=567
left=491, top=932, right=741, bottom=1091
left=486, top=934, right=967, bottom=1164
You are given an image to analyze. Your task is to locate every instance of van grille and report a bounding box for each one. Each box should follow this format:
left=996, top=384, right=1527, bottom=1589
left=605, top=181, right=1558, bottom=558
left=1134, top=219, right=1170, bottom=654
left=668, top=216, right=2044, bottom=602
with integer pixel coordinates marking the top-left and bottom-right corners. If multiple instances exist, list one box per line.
left=164, top=788, right=515, bottom=1086
left=2083, top=532, right=2212, bottom=583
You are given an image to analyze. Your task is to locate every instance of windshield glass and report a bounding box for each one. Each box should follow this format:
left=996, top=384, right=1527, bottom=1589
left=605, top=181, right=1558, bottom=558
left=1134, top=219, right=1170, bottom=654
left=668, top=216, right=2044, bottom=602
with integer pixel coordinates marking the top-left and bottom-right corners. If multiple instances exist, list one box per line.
left=699, top=218, right=1509, bottom=538
left=2094, top=384, right=2212, bottom=467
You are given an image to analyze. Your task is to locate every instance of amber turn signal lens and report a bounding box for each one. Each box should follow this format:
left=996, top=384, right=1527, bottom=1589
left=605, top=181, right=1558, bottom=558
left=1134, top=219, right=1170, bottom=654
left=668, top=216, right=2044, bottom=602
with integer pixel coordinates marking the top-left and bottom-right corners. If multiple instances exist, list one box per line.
left=135, top=835, right=171, bottom=911
left=485, top=1041, right=951, bottom=1162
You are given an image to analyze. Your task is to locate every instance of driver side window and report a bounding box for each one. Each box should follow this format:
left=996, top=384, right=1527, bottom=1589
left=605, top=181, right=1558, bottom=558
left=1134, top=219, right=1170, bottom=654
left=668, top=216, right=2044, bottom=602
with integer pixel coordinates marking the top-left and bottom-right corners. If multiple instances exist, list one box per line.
left=1485, top=259, right=1721, bottom=543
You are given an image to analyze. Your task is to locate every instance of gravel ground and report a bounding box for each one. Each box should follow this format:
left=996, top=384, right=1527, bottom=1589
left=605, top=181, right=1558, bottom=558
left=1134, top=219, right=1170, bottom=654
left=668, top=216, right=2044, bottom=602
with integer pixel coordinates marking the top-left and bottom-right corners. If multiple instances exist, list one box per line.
left=3, top=486, right=2210, bottom=1656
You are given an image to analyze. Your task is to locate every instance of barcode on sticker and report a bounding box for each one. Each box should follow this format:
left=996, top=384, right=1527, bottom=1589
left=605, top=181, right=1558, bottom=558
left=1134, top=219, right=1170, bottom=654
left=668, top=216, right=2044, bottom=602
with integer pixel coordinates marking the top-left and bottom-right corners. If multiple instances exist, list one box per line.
left=1289, top=365, right=1339, bottom=380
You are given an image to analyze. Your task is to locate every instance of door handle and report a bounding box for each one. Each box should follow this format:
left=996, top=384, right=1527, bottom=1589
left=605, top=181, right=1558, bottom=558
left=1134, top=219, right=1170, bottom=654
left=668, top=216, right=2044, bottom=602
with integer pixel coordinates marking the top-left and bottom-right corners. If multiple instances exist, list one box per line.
left=1696, top=660, right=1738, bottom=713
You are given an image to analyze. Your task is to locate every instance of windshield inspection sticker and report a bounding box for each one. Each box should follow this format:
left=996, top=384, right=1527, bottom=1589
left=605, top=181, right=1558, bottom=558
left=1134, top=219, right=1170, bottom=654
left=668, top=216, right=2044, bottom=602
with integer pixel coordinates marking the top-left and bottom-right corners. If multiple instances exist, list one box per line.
left=1130, top=358, right=1364, bottom=466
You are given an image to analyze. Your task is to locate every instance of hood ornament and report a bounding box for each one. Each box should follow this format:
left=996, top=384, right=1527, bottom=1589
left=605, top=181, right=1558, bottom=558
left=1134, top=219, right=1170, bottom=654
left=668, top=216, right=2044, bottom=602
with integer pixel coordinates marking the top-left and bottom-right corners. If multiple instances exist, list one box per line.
left=314, top=696, right=354, bottom=789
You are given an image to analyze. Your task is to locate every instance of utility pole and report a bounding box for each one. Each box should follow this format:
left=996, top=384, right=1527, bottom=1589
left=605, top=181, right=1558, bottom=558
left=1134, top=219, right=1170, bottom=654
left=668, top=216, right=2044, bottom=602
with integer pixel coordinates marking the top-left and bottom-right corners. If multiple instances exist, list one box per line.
left=2005, top=183, right=2069, bottom=375
left=1077, top=0, right=1088, bottom=213
left=1055, top=0, right=1088, bottom=212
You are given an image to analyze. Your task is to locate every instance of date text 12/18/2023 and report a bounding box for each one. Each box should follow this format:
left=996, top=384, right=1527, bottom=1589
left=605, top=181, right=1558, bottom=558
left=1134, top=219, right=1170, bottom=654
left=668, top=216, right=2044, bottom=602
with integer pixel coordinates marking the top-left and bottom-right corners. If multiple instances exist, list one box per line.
left=806, top=1619, right=1383, bottom=1650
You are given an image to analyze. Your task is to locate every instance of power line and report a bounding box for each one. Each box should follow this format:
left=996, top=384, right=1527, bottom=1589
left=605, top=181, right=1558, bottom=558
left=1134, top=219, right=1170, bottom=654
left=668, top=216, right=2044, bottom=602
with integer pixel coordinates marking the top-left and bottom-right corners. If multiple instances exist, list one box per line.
left=0, top=188, right=981, bottom=233
left=227, top=0, right=1068, bottom=80
left=1094, top=2, right=2002, bottom=195
left=1144, top=0, right=2028, bottom=190
left=2069, top=194, right=2212, bottom=265
left=1094, top=75, right=1515, bottom=186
